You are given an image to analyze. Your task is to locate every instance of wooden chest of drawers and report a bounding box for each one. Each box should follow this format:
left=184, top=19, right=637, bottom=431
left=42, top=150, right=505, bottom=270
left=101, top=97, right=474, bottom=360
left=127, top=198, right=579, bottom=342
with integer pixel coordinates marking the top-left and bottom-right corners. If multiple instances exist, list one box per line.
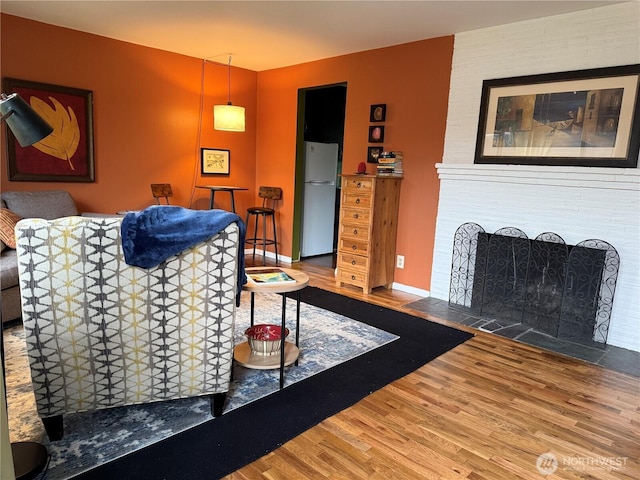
left=335, top=175, right=402, bottom=294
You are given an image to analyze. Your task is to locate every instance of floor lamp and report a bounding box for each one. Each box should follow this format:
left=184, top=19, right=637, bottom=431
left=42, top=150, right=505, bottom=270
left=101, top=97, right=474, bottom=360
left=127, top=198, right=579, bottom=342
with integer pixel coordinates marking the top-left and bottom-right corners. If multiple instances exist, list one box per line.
left=1, top=92, right=54, bottom=480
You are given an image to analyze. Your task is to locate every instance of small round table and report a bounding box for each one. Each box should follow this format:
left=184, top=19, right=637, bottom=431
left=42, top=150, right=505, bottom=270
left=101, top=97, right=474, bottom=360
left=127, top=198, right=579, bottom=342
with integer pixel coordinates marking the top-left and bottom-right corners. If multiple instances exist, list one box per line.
left=234, top=267, right=309, bottom=389
left=195, top=185, right=248, bottom=213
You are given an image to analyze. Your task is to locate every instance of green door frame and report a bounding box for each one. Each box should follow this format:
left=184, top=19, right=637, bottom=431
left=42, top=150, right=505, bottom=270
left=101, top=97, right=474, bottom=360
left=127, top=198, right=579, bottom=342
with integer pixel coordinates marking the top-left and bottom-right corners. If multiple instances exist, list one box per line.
left=291, top=82, right=347, bottom=263
left=291, top=89, right=307, bottom=263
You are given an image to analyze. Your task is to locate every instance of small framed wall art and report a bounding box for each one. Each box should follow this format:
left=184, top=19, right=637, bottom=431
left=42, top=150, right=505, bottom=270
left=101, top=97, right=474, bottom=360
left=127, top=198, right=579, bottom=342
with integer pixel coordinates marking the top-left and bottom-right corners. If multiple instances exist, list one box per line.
left=201, top=148, right=230, bottom=175
left=368, top=125, right=385, bottom=143
left=370, top=104, right=386, bottom=122
left=367, top=146, right=383, bottom=163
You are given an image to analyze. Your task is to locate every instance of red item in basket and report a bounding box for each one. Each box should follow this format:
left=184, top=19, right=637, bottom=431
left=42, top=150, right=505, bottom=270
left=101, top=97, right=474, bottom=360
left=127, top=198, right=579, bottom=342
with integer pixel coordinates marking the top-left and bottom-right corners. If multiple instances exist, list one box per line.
left=245, top=324, right=289, bottom=340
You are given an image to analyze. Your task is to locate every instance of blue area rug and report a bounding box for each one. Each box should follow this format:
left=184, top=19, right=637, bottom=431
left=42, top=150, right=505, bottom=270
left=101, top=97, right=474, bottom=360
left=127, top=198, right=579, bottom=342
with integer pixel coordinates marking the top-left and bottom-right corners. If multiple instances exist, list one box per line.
left=67, top=287, right=472, bottom=480
left=41, top=292, right=398, bottom=479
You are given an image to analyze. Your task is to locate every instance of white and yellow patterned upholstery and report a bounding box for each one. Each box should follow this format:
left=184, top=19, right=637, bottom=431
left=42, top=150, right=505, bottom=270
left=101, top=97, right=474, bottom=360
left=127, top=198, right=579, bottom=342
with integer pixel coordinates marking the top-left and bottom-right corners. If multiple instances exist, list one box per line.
left=15, top=216, right=240, bottom=438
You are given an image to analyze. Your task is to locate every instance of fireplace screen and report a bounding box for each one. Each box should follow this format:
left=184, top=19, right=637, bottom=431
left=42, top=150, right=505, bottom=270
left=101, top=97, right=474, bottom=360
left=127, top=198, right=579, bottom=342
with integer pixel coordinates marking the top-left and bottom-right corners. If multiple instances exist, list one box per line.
left=450, top=223, right=619, bottom=347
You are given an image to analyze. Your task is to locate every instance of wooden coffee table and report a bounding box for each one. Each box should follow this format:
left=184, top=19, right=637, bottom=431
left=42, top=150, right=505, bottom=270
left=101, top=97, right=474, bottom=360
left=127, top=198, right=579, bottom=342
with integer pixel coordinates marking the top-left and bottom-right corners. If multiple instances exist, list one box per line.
left=234, top=267, right=309, bottom=389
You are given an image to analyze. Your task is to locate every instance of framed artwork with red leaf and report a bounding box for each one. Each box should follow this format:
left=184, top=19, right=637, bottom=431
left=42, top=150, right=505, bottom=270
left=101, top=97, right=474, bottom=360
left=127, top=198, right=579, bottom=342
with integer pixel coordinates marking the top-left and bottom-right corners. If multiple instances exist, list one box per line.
left=3, top=78, right=95, bottom=182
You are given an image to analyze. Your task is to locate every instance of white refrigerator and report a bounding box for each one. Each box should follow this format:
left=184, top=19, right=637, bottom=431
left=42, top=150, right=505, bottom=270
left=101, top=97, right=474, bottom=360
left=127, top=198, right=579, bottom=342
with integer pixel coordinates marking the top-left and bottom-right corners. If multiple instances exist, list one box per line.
left=301, top=141, right=339, bottom=257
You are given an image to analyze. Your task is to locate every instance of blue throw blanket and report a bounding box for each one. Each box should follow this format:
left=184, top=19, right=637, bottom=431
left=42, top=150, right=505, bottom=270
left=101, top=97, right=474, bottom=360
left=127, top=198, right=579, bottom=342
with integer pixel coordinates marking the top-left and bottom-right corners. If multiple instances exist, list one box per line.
left=121, top=206, right=247, bottom=304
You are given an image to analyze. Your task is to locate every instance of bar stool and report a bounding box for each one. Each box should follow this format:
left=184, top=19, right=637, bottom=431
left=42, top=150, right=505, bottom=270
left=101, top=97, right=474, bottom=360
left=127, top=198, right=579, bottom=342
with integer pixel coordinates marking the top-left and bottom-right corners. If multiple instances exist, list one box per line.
left=151, top=184, right=173, bottom=205
left=245, top=186, right=282, bottom=265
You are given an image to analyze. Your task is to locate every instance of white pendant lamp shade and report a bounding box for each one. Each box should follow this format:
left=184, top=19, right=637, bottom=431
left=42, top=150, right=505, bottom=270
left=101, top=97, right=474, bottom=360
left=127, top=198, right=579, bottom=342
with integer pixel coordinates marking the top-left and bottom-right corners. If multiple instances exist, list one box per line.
left=214, top=104, right=245, bottom=132
left=214, top=55, right=245, bottom=132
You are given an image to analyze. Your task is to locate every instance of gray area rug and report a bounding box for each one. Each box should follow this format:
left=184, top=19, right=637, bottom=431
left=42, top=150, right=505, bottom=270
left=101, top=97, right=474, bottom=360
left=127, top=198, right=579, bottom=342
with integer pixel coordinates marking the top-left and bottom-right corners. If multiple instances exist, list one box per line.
left=7, top=292, right=398, bottom=479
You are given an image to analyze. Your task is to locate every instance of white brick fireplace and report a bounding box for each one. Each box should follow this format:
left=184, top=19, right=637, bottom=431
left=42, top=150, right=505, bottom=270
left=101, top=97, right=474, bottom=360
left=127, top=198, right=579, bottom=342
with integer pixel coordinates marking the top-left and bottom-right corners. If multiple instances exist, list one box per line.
left=431, top=164, right=639, bottom=352
left=431, top=3, right=640, bottom=352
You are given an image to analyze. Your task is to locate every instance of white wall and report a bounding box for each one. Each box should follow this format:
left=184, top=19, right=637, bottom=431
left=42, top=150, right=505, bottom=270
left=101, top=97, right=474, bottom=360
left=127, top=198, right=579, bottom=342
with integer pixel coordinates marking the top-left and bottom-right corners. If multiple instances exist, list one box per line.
left=434, top=2, right=640, bottom=352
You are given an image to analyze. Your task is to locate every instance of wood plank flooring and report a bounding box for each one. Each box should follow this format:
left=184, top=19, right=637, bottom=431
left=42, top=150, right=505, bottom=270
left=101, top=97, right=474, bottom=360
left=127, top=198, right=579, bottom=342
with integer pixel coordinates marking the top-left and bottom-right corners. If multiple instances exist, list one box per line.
left=228, top=259, right=639, bottom=479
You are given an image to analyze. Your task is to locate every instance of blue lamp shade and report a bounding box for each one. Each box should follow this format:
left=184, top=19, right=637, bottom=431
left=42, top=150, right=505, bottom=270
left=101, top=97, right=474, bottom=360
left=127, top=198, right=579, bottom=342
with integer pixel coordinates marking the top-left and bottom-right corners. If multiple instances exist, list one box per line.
left=214, top=103, right=245, bottom=132
left=0, top=93, right=54, bottom=147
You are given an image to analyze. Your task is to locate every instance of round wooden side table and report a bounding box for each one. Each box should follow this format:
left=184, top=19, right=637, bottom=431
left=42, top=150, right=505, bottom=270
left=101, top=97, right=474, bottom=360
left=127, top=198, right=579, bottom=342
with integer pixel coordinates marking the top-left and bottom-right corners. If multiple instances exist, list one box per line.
left=234, top=267, right=309, bottom=389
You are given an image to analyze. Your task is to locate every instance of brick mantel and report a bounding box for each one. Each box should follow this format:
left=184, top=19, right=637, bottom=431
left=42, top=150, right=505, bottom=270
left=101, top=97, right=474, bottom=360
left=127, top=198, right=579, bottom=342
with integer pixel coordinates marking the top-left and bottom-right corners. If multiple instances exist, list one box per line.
left=435, top=163, right=640, bottom=190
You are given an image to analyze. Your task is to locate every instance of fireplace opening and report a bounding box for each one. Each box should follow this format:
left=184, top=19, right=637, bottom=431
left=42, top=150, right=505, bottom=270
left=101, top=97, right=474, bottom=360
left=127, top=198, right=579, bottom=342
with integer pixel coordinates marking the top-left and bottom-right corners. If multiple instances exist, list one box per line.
left=450, top=223, right=619, bottom=348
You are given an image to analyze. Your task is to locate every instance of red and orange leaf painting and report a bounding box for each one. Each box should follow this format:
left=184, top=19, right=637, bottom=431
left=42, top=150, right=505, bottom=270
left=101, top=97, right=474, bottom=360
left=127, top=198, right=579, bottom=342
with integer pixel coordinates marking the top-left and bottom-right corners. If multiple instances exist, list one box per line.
left=30, top=96, right=80, bottom=171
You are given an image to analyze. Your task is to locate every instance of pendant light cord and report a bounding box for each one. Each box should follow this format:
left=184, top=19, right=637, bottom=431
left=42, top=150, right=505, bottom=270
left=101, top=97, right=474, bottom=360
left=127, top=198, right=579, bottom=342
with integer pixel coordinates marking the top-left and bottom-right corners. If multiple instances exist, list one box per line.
left=189, top=58, right=207, bottom=208
left=227, top=56, right=232, bottom=105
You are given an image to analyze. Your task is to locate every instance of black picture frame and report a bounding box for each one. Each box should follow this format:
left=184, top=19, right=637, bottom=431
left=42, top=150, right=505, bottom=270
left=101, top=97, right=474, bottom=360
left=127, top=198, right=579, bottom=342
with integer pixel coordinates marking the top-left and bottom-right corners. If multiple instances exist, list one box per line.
left=368, top=125, right=385, bottom=143
left=370, top=104, right=386, bottom=122
left=474, top=64, right=640, bottom=168
left=367, top=146, right=383, bottom=163
left=201, top=148, right=230, bottom=175
left=3, top=78, right=95, bottom=182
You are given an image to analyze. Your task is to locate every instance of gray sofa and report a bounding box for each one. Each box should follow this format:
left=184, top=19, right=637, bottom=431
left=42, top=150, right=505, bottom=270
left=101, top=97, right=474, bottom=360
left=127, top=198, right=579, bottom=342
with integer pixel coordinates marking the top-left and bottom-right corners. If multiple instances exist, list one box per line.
left=1, top=190, right=78, bottom=324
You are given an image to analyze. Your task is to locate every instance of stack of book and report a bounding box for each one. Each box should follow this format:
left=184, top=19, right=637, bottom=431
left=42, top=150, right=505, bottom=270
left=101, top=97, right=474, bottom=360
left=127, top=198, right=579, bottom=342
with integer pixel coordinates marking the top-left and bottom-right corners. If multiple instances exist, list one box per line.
left=377, top=151, right=404, bottom=176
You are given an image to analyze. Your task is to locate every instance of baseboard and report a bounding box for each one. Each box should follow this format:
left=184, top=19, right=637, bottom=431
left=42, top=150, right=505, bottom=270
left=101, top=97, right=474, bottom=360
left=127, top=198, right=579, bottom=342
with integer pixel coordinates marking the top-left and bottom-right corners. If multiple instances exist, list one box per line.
left=243, top=249, right=292, bottom=265
left=391, top=282, right=429, bottom=297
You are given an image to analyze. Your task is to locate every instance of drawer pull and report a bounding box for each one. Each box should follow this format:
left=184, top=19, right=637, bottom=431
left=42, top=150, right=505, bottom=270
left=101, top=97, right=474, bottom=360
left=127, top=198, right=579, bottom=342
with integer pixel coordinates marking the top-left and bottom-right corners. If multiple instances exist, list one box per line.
left=352, top=245, right=357, bottom=250
left=353, top=229, right=358, bottom=235
left=353, top=213, right=359, bottom=219
left=355, top=198, right=360, bottom=204
left=356, top=182, right=361, bottom=188
left=351, top=275, right=356, bottom=280
left=351, top=260, right=356, bottom=265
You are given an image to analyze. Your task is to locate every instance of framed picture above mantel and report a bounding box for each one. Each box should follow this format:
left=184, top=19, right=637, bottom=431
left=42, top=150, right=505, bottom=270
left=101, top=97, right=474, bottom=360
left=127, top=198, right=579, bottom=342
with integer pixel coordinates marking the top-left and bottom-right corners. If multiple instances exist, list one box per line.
left=474, top=64, right=640, bottom=168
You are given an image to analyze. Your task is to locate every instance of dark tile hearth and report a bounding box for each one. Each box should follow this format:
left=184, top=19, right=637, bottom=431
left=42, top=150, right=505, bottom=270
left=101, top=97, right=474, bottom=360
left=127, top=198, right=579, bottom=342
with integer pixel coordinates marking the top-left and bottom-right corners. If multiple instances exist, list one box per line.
left=405, top=297, right=640, bottom=378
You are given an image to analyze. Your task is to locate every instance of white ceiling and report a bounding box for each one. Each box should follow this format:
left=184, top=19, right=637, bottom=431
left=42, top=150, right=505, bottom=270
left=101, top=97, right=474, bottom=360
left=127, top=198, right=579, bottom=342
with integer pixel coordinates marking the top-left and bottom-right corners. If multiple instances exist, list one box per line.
left=1, top=0, right=625, bottom=71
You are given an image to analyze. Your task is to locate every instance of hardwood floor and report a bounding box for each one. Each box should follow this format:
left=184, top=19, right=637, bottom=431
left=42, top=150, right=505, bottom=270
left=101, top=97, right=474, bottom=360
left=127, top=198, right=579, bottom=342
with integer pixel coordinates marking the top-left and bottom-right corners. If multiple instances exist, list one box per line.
left=230, top=259, right=640, bottom=479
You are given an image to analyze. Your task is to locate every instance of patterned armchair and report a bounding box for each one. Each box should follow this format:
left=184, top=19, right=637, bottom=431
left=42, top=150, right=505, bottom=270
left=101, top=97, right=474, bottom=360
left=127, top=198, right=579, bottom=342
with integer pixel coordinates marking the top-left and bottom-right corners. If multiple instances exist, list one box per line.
left=15, top=215, right=241, bottom=441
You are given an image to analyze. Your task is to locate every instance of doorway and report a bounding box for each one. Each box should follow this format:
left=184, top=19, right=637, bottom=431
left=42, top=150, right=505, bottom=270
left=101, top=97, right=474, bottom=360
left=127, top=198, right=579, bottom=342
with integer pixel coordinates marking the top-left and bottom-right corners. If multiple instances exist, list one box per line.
left=292, top=83, right=347, bottom=266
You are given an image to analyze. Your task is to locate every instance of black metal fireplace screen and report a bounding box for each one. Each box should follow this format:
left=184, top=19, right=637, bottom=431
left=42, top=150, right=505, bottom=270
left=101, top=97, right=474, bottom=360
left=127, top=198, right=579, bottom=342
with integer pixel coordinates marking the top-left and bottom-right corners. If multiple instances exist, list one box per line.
left=449, top=223, right=619, bottom=348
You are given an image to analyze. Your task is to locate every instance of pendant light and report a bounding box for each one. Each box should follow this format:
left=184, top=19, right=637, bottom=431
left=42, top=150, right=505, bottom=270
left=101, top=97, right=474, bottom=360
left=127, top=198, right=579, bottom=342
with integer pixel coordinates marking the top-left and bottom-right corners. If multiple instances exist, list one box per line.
left=214, top=56, right=245, bottom=132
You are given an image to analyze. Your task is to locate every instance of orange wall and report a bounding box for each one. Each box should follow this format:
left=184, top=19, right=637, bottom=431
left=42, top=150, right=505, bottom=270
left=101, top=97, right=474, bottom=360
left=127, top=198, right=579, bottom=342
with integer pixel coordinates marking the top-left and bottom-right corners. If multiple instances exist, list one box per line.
left=1, top=14, right=258, bottom=215
left=1, top=13, right=454, bottom=292
left=256, top=38, right=454, bottom=290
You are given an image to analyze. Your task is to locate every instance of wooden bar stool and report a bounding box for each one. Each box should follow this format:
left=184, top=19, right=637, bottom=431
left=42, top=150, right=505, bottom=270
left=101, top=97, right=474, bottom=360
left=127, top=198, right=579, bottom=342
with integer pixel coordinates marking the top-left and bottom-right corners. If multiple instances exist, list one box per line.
left=151, top=184, right=173, bottom=205
left=245, top=186, right=282, bottom=265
